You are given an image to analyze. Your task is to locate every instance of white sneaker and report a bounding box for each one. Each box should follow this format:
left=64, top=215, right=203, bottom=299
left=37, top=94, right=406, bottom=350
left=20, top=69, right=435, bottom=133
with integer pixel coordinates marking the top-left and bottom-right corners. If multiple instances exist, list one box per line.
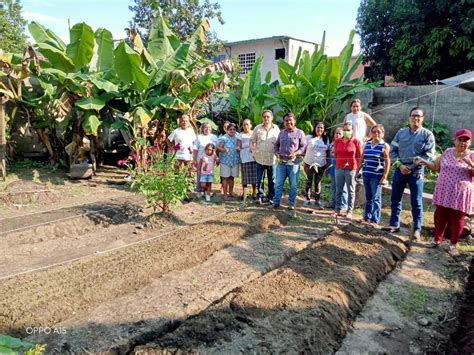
left=205, top=194, right=211, bottom=202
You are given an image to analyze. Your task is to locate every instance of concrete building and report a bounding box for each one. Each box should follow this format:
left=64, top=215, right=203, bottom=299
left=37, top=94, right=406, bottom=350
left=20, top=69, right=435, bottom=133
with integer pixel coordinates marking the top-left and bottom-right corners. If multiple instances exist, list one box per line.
left=215, top=36, right=317, bottom=81
left=215, top=36, right=367, bottom=82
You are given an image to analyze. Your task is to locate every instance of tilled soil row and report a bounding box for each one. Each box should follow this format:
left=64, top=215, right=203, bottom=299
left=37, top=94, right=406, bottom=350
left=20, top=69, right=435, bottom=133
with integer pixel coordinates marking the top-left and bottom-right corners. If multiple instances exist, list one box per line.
left=0, top=209, right=287, bottom=335
left=0, top=195, right=144, bottom=239
left=134, top=224, right=408, bottom=354
left=26, top=222, right=325, bottom=353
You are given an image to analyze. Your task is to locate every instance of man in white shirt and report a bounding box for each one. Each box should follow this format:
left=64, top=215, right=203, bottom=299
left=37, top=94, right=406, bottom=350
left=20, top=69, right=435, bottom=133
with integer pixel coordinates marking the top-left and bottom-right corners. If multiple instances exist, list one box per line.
left=167, top=114, right=197, bottom=169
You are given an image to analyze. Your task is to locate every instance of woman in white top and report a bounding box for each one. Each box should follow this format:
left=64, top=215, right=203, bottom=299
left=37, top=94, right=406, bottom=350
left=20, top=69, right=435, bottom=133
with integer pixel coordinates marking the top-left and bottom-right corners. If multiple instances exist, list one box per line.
left=193, top=122, right=218, bottom=193
left=303, top=122, right=331, bottom=208
left=343, top=99, right=376, bottom=144
left=167, top=114, right=197, bottom=168
left=237, top=119, right=258, bottom=204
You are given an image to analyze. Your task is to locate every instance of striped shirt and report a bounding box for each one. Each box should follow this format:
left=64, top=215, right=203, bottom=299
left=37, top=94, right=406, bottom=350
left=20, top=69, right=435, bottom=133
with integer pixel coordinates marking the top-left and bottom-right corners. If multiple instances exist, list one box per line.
left=363, top=140, right=386, bottom=178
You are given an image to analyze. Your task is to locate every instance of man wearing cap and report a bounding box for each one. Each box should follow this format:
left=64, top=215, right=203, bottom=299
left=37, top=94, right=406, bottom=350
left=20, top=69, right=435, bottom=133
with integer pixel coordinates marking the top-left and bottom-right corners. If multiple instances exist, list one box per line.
left=383, top=107, right=436, bottom=240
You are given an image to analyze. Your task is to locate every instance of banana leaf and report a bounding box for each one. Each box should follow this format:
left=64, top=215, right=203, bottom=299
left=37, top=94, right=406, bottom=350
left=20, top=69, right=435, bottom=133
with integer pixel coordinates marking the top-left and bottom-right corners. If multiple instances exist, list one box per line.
left=94, top=28, right=114, bottom=72
left=66, top=23, right=95, bottom=71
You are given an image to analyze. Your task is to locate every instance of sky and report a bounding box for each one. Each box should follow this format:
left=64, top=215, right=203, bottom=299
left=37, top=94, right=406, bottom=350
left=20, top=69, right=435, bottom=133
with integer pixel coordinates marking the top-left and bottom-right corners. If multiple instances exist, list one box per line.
left=21, top=0, right=362, bottom=56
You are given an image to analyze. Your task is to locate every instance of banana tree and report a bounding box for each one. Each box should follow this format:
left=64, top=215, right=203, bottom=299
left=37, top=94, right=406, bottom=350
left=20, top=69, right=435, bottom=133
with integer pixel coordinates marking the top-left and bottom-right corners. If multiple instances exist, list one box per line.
left=111, top=8, right=230, bottom=169
left=226, top=56, right=278, bottom=127
left=274, top=31, right=382, bottom=132
left=27, top=21, right=118, bottom=164
left=0, top=45, right=41, bottom=179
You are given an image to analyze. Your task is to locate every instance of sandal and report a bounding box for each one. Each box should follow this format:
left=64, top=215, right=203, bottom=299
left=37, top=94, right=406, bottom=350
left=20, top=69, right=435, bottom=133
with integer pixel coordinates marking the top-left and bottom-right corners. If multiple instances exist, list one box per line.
left=448, top=244, right=459, bottom=257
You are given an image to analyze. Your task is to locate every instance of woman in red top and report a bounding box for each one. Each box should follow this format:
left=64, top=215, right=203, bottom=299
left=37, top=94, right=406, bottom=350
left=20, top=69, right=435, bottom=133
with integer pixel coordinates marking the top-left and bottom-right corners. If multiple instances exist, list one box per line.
left=333, top=122, right=362, bottom=219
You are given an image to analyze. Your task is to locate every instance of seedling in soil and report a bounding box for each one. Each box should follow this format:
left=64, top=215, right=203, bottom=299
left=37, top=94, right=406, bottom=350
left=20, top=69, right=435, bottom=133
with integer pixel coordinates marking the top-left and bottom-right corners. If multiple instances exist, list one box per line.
left=192, top=276, right=200, bottom=286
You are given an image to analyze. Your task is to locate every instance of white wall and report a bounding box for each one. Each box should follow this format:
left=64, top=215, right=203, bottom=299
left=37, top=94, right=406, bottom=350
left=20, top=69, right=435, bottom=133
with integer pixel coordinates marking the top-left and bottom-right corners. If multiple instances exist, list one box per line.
left=219, top=37, right=316, bottom=83
left=287, top=39, right=316, bottom=65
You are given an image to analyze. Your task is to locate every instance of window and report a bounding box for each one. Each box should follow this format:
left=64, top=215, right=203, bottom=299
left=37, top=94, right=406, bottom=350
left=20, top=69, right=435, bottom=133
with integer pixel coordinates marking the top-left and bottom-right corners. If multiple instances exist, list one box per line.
left=212, top=54, right=226, bottom=63
left=237, top=52, right=256, bottom=75
left=275, top=48, right=285, bottom=60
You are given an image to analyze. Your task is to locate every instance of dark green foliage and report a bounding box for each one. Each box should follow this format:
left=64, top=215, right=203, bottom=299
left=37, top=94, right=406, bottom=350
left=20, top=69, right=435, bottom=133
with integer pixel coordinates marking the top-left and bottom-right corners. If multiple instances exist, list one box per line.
left=129, top=0, right=224, bottom=57
left=357, top=0, right=474, bottom=83
left=0, top=0, right=28, bottom=53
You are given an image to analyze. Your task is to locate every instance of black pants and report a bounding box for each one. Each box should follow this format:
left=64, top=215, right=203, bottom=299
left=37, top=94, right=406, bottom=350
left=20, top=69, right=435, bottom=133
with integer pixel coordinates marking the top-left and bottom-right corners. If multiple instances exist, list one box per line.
left=303, top=163, right=326, bottom=201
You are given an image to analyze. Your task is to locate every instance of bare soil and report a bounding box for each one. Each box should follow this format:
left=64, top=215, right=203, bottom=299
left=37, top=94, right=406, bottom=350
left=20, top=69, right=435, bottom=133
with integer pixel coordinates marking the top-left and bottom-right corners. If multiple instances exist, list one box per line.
left=0, top=166, right=472, bottom=354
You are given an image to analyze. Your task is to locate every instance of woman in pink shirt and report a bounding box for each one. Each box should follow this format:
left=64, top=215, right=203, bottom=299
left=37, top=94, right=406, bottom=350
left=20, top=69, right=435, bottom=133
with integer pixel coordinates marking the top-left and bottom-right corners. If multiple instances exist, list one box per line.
left=333, top=122, right=362, bottom=219
left=424, top=128, right=474, bottom=256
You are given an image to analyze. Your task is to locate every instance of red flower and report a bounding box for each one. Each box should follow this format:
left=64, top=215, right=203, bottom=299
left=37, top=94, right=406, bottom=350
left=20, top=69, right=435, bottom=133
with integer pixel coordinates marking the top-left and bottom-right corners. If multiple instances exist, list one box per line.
left=117, top=159, right=128, bottom=167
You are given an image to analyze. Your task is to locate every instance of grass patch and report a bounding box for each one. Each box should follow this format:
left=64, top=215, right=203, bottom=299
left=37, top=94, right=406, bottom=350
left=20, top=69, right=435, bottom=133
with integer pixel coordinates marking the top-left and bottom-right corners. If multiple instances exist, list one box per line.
left=388, top=284, right=429, bottom=317
left=458, top=244, right=474, bottom=252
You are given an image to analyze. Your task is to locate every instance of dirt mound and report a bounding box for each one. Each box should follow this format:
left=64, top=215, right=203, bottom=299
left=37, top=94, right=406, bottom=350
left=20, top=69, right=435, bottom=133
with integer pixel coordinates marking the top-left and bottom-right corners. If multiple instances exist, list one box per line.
left=257, top=212, right=289, bottom=231
left=133, top=224, right=408, bottom=354
left=4, top=180, right=47, bottom=192
left=0, top=180, right=57, bottom=205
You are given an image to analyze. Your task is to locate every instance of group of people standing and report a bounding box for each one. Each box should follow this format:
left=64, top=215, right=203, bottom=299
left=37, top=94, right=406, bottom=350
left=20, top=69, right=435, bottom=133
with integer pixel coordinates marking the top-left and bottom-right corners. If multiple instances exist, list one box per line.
left=166, top=101, right=473, bottom=257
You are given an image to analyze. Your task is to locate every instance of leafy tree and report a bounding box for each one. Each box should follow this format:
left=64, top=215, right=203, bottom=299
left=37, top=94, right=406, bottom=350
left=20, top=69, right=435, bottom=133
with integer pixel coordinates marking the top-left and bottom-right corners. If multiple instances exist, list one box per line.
left=129, top=0, right=224, bottom=57
left=0, top=0, right=28, bottom=53
left=357, top=0, right=474, bottom=83
left=273, top=31, right=381, bottom=131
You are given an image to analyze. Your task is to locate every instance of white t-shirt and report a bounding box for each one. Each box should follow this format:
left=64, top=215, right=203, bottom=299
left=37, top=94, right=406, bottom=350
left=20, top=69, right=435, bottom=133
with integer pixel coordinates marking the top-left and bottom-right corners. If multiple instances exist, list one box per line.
left=194, top=134, right=218, bottom=162
left=168, top=127, right=196, bottom=161
left=303, top=136, right=329, bottom=166
left=239, top=132, right=255, bottom=164
left=345, top=111, right=367, bottom=143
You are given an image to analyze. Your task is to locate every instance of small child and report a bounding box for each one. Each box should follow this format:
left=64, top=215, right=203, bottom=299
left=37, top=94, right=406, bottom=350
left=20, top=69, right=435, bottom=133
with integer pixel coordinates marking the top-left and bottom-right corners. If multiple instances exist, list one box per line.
left=199, top=143, right=219, bottom=202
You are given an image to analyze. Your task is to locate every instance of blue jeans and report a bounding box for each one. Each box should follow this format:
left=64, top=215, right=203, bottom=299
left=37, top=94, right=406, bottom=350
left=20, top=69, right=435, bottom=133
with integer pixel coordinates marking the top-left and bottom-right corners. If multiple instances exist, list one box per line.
left=389, top=168, right=424, bottom=230
left=256, top=163, right=275, bottom=200
left=335, top=168, right=356, bottom=213
left=363, top=175, right=382, bottom=224
left=273, top=163, right=300, bottom=206
left=330, top=174, right=347, bottom=210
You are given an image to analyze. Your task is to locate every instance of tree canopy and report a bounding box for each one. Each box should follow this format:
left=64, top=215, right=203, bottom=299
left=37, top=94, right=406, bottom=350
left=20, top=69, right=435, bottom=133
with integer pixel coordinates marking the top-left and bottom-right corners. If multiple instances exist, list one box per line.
left=0, top=0, right=28, bottom=53
left=129, top=0, right=224, bottom=57
left=357, top=0, right=474, bottom=83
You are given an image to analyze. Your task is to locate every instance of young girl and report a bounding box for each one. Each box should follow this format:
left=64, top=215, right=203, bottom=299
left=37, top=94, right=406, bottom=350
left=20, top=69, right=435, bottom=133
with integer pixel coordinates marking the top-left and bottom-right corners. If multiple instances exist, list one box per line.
left=199, top=143, right=219, bottom=202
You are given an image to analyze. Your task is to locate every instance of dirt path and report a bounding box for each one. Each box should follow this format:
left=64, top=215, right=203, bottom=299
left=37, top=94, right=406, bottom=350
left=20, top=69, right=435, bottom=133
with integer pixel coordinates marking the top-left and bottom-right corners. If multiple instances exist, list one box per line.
left=337, top=234, right=471, bottom=354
